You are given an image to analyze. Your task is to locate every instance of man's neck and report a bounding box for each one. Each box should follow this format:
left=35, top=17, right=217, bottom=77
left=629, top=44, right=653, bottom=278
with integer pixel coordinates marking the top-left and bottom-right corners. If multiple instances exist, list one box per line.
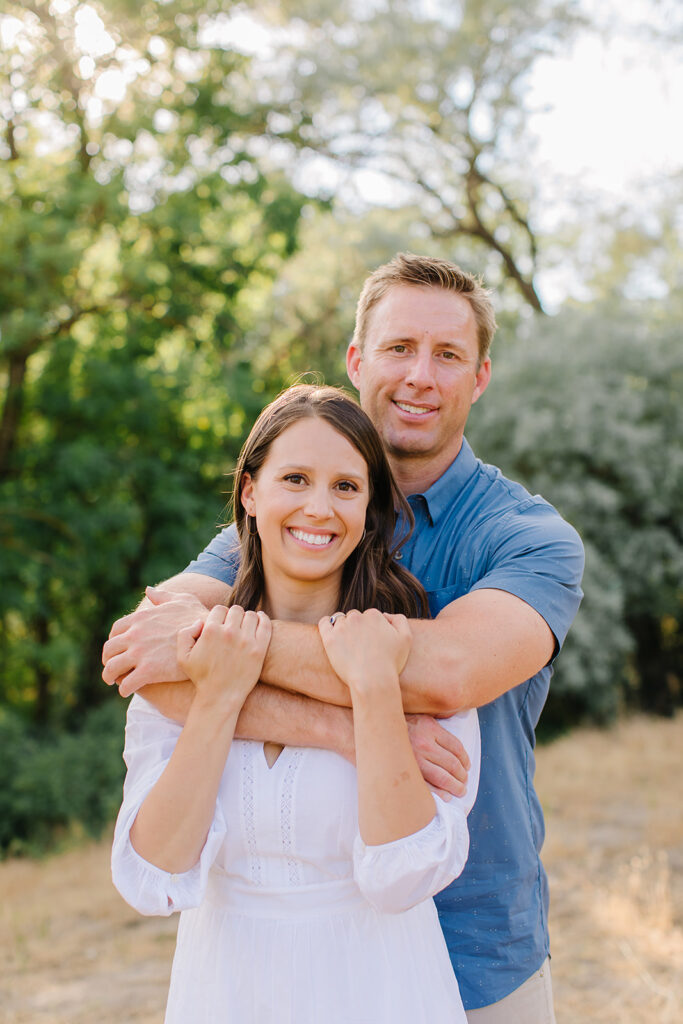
left=389, top=440, right=464, bottom=498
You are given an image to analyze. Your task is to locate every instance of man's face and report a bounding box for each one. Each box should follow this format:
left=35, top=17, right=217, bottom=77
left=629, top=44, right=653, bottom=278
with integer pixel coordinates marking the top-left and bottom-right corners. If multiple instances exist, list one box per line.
left=346, top=284, right=491, bottom=481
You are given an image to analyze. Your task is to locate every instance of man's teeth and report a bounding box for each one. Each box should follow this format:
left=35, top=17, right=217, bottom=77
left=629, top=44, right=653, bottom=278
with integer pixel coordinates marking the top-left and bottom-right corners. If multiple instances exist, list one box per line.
left=395, top=401, right=432, bottom=415
left=290, top=529, right=334, bottom=546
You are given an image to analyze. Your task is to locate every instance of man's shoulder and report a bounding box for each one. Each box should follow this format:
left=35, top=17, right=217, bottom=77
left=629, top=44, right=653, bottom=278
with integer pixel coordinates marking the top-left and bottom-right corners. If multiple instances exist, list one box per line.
left=447, top=445, right=573, bottom=531
left=431, top=443, right=584, bottom=569
left=182, top=522, right=240, bottom=583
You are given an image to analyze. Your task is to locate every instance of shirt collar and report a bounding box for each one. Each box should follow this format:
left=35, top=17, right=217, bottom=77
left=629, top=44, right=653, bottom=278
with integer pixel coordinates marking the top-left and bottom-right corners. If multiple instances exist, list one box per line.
left=407, top=438, right=479, bottom=526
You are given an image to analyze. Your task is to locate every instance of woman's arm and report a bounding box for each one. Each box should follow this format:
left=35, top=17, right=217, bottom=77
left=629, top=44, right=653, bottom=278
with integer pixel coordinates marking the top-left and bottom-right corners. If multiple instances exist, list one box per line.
left=318, top=610, right=436, bottom=845
left=352, top=708, right=480, bottom=913
left=128, top=605, right=270, bottom=874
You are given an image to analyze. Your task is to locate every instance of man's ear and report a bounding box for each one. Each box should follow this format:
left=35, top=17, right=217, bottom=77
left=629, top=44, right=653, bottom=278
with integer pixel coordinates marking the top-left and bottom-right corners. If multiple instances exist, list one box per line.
left=471, top=357, right=492, bottom=406
left=346, top=341, right=363, bottom=391
left=240, top=473, right=256, bottom=515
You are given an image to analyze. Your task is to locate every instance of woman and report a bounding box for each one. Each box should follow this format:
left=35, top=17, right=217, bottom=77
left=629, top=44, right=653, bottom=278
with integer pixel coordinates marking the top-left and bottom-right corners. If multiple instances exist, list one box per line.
left=112, top=385, right=480, bottom=1023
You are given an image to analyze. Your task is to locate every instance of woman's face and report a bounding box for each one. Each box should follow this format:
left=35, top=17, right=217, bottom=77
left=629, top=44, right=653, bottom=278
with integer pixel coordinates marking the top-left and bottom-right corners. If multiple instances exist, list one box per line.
left=241, top=418, right=370, bottom=594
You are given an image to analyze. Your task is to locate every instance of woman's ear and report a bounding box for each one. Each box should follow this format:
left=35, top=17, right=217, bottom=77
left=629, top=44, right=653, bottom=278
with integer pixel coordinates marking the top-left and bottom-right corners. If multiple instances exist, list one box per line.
left=240, top=473, right=256, bottom=516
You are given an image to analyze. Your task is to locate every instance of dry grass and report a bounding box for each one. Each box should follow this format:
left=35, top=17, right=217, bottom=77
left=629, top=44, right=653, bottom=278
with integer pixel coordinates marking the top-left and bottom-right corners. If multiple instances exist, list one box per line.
left=537, top=713, right=682, bottom=1023
left=1, top=712, right=681, bottom=1022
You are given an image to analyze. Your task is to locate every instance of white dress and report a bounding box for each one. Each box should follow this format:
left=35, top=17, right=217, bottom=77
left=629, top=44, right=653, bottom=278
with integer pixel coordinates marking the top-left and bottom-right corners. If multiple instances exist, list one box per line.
left=112, top=695, right=480, bottom=1024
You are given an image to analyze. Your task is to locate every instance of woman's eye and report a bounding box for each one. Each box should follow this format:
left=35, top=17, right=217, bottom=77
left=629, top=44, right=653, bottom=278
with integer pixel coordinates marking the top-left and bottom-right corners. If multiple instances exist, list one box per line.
left=284, top=474, right=305, bottom=485
left=336, top=480, right=358, bottom=493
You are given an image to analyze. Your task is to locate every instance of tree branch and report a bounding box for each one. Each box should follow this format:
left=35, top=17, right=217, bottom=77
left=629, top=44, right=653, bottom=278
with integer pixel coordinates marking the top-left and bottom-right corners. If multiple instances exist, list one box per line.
left=0, top=305, right=105, bottom=480
left=463, top=163, right=544, bottom=311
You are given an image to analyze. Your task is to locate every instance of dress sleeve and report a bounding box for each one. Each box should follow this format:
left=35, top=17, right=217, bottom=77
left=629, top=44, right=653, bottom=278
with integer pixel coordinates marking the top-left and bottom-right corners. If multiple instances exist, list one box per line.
left=111, top=695, right=228, bottom=917
left=352, top=708, right=480, bottom=914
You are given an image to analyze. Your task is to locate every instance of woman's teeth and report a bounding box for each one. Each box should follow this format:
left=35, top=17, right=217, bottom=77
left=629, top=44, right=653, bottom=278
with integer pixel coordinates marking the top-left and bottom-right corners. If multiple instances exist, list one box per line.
left=289, top=529, right=334, bottom=546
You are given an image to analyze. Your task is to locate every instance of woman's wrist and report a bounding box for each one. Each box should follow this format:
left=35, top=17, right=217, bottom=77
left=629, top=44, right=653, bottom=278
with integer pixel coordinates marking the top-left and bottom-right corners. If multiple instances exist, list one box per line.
left=190, top=686, right=245, bottom=723
left=348, top=670, right=402, bottom=706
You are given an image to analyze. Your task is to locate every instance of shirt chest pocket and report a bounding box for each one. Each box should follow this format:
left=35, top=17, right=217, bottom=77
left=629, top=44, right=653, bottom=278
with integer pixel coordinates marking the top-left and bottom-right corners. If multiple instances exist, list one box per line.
left=425, top=581, right=471, bottom=618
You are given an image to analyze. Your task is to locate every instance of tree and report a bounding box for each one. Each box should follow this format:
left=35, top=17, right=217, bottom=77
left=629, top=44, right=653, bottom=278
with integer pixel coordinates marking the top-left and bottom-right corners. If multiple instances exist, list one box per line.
left=244, top=0, right=585, bottom=311
left=0, top=0, right=306, bottom=724
left=467, top=301, right=682, bottom=722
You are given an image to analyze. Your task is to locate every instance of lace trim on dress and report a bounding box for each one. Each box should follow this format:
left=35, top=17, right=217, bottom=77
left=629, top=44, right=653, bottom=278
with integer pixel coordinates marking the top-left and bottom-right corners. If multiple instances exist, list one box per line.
left=281, top=749, right=304, bottom=885
left=241, top=742, right=262, bottom=886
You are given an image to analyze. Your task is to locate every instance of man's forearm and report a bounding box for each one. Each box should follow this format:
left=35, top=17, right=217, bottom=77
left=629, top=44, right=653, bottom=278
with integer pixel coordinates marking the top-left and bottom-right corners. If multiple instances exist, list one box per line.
left=260, top=620, right=351, bottom=705
left=258, top=589, right=556, bottom=715
left=138, top=680, right=355, bottom=760
left=236, top=684, right=354, bottom=759
left=257, top=619, right=444, bottom=714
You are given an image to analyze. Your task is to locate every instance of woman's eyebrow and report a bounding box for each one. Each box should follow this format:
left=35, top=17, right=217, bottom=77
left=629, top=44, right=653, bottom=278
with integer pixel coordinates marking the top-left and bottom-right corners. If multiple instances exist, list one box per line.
left=276, top=463, right=367, bottom=483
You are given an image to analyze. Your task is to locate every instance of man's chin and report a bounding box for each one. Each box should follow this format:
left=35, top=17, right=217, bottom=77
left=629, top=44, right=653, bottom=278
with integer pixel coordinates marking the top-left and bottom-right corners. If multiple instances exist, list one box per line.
left=383, top=434, right=435, bottom=459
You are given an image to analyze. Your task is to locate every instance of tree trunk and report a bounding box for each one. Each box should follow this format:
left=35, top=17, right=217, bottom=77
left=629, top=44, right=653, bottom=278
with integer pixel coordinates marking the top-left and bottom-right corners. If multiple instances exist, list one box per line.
left=0, top=354, right=29, bottom=480
left=627, top=613, right=681, bottom=717
left=34, top=613, right=51, bottom=726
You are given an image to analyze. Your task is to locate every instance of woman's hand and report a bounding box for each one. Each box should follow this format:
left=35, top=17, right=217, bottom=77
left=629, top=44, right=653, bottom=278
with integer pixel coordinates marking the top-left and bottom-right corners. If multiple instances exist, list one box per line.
left=318, top=609, right=412, bottom=698
left=178, top=605, right=272, bottom=710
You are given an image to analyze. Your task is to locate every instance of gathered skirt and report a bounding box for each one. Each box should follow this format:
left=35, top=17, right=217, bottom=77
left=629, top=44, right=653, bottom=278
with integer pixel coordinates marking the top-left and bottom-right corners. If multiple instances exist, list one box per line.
left=165, top=872, right=467, bottom=1024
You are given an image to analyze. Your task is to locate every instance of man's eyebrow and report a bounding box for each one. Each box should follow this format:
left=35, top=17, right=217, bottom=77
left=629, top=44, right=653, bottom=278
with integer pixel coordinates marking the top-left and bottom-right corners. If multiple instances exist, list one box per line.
left=382, top=334, right=470, bottom=349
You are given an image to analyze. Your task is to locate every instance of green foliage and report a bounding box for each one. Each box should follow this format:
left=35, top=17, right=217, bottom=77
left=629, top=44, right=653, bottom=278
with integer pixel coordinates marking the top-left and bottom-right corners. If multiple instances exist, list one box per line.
left=468, top=302, right=682, bottom=723
left=1, top=0, right=680, bottom=854
left=0, top=699, right=127, bottom=856
left=0, top=0, right=307, bottom=727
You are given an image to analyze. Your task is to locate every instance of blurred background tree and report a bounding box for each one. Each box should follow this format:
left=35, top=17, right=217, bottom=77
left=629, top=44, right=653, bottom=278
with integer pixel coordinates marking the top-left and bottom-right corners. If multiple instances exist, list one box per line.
left=0, top=0, right=680, bottom=852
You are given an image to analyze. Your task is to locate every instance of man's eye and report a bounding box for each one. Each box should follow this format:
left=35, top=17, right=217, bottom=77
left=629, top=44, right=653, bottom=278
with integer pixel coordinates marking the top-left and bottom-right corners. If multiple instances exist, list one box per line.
left=391, top=344, right=407, bottom=353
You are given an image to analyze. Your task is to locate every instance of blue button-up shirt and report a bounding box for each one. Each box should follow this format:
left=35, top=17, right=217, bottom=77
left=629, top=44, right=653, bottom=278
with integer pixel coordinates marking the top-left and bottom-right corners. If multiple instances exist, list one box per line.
left=184, top=438, right=584, bottom=1009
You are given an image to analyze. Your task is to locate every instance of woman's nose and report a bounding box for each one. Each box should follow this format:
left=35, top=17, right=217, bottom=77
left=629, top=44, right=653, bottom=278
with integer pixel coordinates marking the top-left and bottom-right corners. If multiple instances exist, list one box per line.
left=304, top=487, right=333, bottom=518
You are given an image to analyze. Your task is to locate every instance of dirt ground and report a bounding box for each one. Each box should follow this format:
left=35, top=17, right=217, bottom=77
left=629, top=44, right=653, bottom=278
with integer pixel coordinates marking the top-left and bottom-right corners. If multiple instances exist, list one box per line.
left=1, top=712, right=681, bottom=1023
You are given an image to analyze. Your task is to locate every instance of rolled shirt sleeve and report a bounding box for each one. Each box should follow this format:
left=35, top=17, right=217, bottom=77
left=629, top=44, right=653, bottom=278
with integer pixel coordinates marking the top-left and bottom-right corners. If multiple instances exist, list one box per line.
left=468, top=503, right=585, bottom=657
left=353, top=708, right=480, bottom=914
left=111, top=695, right=227, bottom=917
left=183, top=523, right=240, bottom=585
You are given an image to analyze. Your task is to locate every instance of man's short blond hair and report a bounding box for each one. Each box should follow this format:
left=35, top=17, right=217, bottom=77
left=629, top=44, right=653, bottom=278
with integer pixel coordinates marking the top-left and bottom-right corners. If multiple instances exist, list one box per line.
left=353, top=252, right=497, bottom=364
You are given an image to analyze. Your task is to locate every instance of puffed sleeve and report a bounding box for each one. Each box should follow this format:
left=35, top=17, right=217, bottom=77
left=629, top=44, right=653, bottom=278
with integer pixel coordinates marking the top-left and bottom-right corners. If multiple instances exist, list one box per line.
left=352, top=708, right=480, bottom=914
left=111, top=695, right=228, bottom=917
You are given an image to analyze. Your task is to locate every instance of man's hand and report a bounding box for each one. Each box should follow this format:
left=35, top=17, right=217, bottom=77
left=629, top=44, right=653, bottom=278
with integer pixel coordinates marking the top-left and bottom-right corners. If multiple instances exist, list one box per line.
left=102, top=587, right=209, bottom=697
left=406, top=714, right=470, bottom=800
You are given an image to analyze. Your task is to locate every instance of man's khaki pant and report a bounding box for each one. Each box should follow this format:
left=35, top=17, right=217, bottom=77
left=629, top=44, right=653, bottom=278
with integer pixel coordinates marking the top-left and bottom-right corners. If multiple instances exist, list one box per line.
left=465, top=958, right=556, bottom=1024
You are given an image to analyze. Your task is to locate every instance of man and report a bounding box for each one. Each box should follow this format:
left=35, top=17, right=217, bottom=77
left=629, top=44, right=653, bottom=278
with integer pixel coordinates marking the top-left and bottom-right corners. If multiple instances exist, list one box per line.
left=103, top=253, right=584, bottom=1021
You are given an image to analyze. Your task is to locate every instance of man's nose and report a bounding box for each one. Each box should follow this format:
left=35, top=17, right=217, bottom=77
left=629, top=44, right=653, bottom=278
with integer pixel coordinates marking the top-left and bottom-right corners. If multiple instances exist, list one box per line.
left=405, top=349, right=435, bottom=388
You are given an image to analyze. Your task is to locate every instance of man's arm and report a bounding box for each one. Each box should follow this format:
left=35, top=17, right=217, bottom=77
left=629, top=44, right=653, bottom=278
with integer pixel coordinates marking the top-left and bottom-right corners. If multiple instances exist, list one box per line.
left=102, top=574, right=470, bottom=795
left=104, top=575, right=554, bottom=715
left=260, top=588, right=555, bottom=715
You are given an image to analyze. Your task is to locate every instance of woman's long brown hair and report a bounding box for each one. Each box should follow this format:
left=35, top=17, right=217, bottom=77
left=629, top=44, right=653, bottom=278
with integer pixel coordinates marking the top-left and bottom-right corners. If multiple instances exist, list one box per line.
left=228, top=385, right=429, bottom=618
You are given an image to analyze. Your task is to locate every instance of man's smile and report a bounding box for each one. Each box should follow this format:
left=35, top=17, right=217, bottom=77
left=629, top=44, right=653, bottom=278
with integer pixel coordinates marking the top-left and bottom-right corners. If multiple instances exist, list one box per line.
left=392, top=400, right=436, bottom=417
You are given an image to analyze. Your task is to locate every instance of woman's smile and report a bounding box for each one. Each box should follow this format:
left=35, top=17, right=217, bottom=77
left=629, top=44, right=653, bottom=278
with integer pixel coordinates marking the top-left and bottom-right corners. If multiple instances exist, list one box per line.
left=287, top=527, right=337, bottom=547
